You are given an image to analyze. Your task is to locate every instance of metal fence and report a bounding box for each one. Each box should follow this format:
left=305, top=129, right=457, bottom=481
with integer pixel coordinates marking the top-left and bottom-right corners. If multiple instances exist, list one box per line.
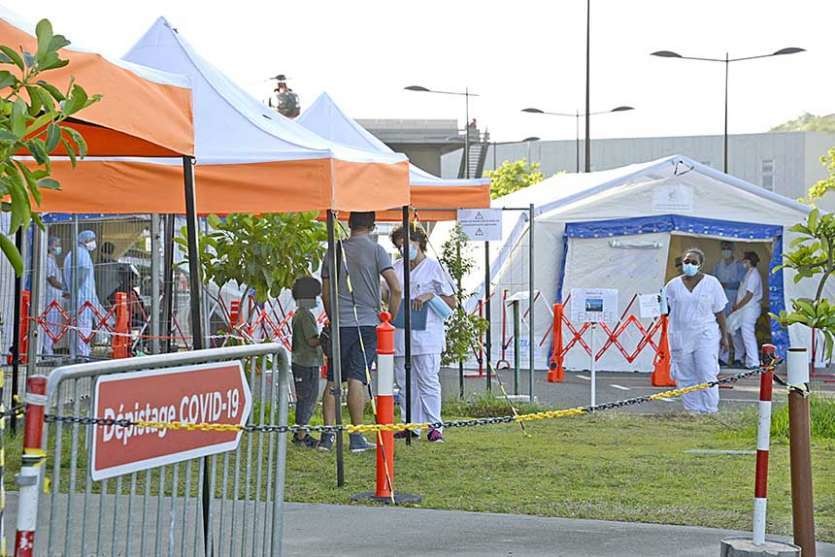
left=38, top=343, right=290, bottom=557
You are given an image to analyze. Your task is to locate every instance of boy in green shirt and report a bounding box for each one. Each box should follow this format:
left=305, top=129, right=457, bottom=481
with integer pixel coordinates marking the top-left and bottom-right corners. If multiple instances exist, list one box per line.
left=291, top=277, right=324, bottom=448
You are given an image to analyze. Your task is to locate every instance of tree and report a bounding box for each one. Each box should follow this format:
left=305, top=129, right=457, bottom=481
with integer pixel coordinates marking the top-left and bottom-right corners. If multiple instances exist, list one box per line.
left=804, top=147, right=835, bottom=203
left=178, top=212, right=328, bottom=303
left=0, top=19, right=99, bottom=275
left=770, top=113, right=835, bottom=133
left=439, top=224, right=488, bottom=366
left=487, top=159, right=544, bottom=199
left=773, top=207, right=835, bottom=359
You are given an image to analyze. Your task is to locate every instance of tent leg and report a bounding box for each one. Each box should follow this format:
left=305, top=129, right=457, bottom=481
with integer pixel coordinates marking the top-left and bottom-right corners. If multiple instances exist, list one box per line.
left=326, top=211, right=345, bottom=486
left=402, top=207, right=413, bottom=445
left=528, top=203, right=535, bottom=402
left=181, top=156, right=211, bottom=555
left=485, top=241, right=491, bottom=393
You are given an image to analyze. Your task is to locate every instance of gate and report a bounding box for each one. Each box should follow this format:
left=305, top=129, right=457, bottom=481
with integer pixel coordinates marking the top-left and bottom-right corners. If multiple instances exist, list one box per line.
left=35, top=343, right=290, bottom=556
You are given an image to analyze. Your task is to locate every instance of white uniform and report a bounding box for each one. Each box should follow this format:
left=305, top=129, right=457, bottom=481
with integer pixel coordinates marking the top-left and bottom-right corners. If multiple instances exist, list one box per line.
left=713, top=258, right=745, bottom=363
left=43, top=254, right=64, bottom=355
left=63, top=247, right=105, bottom=358
left=665, top=274, right=728, bottom=414
left=730, top=268, right=763, bottom=368
left=392, top=257, right=454, bottom=433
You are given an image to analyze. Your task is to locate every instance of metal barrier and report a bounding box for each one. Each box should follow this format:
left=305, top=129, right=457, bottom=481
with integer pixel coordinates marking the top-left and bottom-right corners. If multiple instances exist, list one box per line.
left=34, top=343, right=290, bottom=557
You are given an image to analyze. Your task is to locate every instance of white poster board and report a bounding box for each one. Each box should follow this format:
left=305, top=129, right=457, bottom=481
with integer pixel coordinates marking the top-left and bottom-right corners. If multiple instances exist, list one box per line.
left=638, top=293, right=663, bottom=319
left=570, top=288, right=618, bottom=323
left=457, top=208, right=502, bottom=241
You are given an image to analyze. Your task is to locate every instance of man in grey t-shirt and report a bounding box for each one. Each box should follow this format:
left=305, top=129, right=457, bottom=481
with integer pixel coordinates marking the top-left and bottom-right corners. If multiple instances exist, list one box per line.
left=321, top=212, right=402, bottom=452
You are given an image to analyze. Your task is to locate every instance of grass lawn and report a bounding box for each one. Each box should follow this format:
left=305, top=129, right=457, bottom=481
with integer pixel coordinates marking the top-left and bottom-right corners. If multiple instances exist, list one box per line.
left=285, top=403, right=835, bottom=542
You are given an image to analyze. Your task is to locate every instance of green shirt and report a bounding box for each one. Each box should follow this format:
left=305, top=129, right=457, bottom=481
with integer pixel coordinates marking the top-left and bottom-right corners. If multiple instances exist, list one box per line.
left=292, top=308, right=323, bottom=367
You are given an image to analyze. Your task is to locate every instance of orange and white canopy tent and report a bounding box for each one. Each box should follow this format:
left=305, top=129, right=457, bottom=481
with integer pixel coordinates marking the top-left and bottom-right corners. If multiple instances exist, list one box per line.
left=298, top=92, right=490, bottom=221
left=115, top=18, right=409, bottom=216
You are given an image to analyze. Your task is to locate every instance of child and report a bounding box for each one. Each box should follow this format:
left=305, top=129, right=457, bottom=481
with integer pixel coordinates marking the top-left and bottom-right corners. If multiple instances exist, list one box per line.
left=291, top=276, right=324, bottom=448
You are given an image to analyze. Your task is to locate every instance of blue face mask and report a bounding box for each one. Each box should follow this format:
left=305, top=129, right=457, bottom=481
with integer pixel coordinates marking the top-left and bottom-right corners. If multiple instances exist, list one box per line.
left=408, top=244, right=418, bottom=261
left=682, top=262, right=700, bottom=277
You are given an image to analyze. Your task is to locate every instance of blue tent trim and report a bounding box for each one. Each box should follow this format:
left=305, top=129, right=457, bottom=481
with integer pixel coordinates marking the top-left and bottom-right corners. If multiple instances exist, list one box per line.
left=557, top=214, right=787, bottom=356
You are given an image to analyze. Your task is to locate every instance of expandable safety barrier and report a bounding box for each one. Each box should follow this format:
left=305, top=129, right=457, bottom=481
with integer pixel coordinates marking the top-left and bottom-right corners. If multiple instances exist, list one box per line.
left=547, top=293, right=673, bottom=386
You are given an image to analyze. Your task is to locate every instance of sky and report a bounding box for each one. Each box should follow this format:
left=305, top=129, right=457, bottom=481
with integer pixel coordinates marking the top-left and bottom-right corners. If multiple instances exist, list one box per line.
left=4, top=0, right=833, bottom=143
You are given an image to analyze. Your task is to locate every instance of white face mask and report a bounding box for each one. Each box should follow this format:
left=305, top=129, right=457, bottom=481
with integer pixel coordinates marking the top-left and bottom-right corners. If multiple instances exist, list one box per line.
left=86, top=240, right=97, bottom=252
left=721, top=249, right=733, bottom=259
left=52, top=246, right=62, bottom=256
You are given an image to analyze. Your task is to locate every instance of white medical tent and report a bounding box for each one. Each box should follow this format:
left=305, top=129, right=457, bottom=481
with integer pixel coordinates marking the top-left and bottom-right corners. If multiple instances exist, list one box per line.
left=431, top=155, right=830, bottom=372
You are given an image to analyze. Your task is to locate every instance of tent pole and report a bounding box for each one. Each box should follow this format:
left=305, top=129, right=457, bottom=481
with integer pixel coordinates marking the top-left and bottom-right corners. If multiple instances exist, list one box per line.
left=402, top=207, right=412, bottom=446
left=485, top=241, right=491, bottom=393
left=150, top=214, right=161, bottom=354
left=457, top=241, right=464, bottom=400
left=162, top=214, right=175, bottom=352
left=326, top=211, right=345, bottom=486
left=528, top=203, right=535, bottom=402
left=70, top=216, right=79, bottom=361
left=181, top=156, right=211, bottom=555
left=10, top=227, right=24, bottom=433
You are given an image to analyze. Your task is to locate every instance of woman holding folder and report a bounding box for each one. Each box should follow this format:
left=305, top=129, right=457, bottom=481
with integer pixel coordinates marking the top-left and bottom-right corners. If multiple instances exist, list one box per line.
left=389, top=224, right=457, bottom=443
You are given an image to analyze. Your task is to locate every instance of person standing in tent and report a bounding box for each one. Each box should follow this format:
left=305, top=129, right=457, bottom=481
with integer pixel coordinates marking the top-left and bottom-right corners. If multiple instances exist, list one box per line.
left=728, top=252, right=763, bottom=369
left=664, top=248, right=730, bottom=414
left=320, top=212, right=402, bottom=453
left=43, top=236, right=66, bottom=356
left=713, top=240, right=745, bottom=365
left=389, top=224, right=456, bottom=443
left=63, top=230, right=107, bottom=359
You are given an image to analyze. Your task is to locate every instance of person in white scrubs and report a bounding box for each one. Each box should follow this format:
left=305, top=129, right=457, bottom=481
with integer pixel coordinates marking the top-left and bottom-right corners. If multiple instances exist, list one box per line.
left=389, top=224, right=456, bottom=443
left=43, top=236, right=66, bottom=356
left=664, top=248, right=730, bottom=414
left=63, top=230, right=106, bottom=359
left=729, top=251, right=763, bottom=369
left=713, top=241, right=745, bottom=364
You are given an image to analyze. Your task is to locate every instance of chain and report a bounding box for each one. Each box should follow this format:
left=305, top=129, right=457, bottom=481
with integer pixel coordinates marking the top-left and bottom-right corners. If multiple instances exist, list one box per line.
left=43, top=367, right=766, bottom=435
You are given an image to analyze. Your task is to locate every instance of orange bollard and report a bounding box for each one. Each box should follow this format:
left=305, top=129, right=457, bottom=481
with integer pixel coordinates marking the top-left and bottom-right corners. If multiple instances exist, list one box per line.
left=547, top=303, right=565, bottom=383
left=651, top=314, right=675, bottom=387
left=111, top=292, right=130, bottom=359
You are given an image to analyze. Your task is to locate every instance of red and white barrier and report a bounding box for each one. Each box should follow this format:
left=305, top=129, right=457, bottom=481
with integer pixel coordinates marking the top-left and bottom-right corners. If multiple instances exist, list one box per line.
left=375, top=312, right=396, bottom=499
left=753, top=344, right=776, bottom=546
left=15, top=376, right=47, bottom=557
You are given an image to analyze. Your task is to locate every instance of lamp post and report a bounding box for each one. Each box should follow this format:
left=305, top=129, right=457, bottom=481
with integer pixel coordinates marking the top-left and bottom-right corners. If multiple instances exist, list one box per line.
left=521, top=107, right=633, bottom=172
left=650, top=47, right=804, bottom=174
left=405, top=85, right=479, bottom=178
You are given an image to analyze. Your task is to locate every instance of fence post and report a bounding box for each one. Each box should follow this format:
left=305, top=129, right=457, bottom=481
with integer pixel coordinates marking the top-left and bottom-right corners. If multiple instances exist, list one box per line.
left=111, top=292, right=130, bottom=359
left=547, top=303, right=564, bottom=383
left=15, top=376, right=47, bottom=557
left=651, top=314, right=675, bottom=387
left=753, top=344, right=776, bottom=545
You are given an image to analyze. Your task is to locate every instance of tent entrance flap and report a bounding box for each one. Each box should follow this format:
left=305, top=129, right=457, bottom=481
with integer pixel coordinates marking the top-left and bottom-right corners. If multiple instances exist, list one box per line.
left=561, top=214, right=787, bottom=362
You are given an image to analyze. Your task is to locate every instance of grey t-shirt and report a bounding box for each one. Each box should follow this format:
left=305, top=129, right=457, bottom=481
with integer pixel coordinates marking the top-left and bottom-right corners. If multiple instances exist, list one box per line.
left=321, top=235, right=392, bottom=328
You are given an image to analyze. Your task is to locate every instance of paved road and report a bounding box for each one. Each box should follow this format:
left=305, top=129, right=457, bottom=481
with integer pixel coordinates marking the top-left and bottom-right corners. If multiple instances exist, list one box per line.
left=439, top=366, right=835, bottom=413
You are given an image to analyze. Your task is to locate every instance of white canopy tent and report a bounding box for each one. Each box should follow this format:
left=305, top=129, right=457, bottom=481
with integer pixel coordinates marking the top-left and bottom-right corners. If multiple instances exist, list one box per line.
left=431, top=155, right=830, bottom=371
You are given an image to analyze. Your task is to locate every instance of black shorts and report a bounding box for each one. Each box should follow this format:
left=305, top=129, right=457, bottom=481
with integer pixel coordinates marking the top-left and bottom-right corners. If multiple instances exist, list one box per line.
left=327, top=326, right=376, bottom=384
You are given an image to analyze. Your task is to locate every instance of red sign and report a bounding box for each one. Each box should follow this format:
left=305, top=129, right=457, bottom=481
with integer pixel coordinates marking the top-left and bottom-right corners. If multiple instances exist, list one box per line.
left=90, top=361, right=252, bottom=481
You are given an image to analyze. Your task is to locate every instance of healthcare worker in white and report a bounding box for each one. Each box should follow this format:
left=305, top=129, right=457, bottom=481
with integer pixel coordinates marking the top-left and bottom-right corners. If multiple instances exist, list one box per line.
left=63, top=230, right=106, bottom=359
left=713, top=241, right=745, bottom=364
left=729, top=251, right=763, bottom=369
left=43, top=236, right=66, bottom=356
left=389, top=224, right=456, bottom=443
left=665, top=248, right=730, bottom=414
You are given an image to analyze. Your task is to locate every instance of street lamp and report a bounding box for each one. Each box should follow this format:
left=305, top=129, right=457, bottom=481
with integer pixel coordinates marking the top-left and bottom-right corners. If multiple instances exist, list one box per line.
left=650, top=47, right=805, bottom=173
left=521, top=106, right=634, bottom=172
left=405, top=85, right=479, bottom=178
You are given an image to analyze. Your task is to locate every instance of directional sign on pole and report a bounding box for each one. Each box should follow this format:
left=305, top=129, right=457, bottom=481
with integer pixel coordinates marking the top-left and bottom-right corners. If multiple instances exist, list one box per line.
left=457, top=208, right=502, bottom=241
left=90, top=361, right=252, bottom=481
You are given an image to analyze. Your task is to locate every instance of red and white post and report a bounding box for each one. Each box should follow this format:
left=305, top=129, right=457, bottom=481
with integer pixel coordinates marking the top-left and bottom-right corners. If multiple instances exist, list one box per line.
left=753, top=344, right=776, bottom=546
left=15, top=376, right=47, bottom=557
left=375, top=311, right=396, bottom=500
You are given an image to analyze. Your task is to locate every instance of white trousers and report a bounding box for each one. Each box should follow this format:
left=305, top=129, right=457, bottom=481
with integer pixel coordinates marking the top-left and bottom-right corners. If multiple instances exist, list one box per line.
left=732, top=306, right=761, bottom=368
left=672, top=331, right=720, bottom=414
left=42, top=300, right=63, bottom=356
left=394, top=354, right=442, bottom=433
left=718, top=291, right=737, bottom=364
left=76, top=311, right=92, bottom=358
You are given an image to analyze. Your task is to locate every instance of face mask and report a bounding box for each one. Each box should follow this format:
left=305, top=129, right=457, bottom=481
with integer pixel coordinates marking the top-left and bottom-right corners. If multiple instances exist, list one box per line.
left=682, top=262, right=700, bottom=277
left=297, top=299, right=317, bottom=310
left=721, top=249, right=732, bottom=258
left=86, top=240, right=97, bottom=252
left=408, top=244, right=418, bottom=261
left=743, top=260, right=752, bottom=270
left=52, top=246, right=62, bottom=256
